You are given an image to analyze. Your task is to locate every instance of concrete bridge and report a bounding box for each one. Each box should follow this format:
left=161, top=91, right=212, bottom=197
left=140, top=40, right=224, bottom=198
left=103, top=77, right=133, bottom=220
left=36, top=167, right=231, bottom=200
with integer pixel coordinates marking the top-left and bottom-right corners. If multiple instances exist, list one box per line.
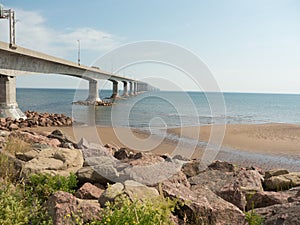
left=0, top=41, right=153, bottom=119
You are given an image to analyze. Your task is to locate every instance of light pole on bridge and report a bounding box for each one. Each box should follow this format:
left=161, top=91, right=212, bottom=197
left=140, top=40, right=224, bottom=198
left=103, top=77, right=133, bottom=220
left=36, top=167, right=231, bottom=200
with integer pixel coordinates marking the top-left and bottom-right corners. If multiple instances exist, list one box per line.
left=77, top=39, right=81, bottom=66
left=0, top=4, right=17, bottom=49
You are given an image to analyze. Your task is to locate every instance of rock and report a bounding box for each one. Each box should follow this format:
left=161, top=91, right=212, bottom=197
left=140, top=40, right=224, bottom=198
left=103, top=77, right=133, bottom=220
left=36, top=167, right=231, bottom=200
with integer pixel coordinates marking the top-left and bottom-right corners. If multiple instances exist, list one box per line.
left=75, top=182, right=104, bottom=199
left=46, top=191, right=101, bottom=225
left=181, top=160, right=201, bottom=178
left=15, top=149, right=39, bottom=161
left=163, top=182, right=245, bottom=225
left=254, top=201, right=300, bottom=225
left=217, top=169, right=264, bottom=211
left=123, top=180, right=159, bottom=201
left=246, top=191, right=290, bottom=211
left=98, top=183, right=124, bottom=207
left=188, top=169, right=235, bottom=193
left=208, top=160, right=236, bottom=173
left=264, top=172, right=300, bottom=191
left=163, top=170, right=191, bottom=188
left=215, top=181, right=246, bottom=211
left=265, top=169, right=289, bottom=179
left=22, top=147, right=83, bottom=177
left=9, top=123, right=19, bottom=131
left=0, top=130, right=10, bottom=137
left=48, top=130, right=77, bottom=149
left=114, top=148, right=130, bottom=160
left=120, top=160, right=183, bottom=185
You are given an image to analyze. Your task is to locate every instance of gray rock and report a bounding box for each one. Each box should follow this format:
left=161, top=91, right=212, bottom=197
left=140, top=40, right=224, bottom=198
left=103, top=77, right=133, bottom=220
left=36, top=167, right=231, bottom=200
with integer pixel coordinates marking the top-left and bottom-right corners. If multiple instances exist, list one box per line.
left=76, top=165, right=116, bottom=185
left=124, top=180, right=159, bottom=201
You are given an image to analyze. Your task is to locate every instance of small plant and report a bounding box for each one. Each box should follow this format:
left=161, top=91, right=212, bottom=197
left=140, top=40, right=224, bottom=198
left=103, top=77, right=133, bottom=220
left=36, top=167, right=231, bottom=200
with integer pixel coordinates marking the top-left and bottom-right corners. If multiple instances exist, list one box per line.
left=245, top=210, right=264, bottom=225
left=96, top=194, right=177, bottom=225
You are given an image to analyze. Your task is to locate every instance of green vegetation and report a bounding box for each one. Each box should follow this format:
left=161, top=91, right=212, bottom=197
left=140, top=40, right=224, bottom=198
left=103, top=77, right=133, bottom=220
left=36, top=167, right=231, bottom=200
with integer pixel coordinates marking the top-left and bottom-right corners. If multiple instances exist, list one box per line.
left=0, top=153, right=78, bottom=225
left=26, top=173, right=78, bottom=202
left=245, top=210, right=264, bottom=225
left=98, top=194, right=177, bottom=225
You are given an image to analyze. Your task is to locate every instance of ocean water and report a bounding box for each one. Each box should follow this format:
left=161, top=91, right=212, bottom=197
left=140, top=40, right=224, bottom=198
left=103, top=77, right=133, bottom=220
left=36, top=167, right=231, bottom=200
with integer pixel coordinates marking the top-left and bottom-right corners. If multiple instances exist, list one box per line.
left=17, top=88, right=300, bottom=128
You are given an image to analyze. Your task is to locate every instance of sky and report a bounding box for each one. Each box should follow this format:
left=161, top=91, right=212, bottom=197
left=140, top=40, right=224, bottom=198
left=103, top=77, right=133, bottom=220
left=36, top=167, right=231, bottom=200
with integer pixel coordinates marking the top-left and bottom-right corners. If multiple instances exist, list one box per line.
left=0, top=0, right=300, bottom=93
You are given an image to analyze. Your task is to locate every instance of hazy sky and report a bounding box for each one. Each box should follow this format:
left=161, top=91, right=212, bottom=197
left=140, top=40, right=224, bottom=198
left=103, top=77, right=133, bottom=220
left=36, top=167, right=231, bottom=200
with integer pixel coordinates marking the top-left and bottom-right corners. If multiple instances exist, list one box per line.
left=0, top=0, right=300, bottom=93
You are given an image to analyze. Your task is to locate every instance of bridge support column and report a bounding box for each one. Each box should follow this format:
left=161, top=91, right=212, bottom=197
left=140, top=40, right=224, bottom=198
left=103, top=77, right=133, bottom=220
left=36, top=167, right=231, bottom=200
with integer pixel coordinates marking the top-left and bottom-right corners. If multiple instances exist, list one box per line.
left=133, top=82, right=137, bottom=95
left=86, top=80, right=101, bottom=103
left=0, top=75, right=26, bottom=119
left=110, top=80, right=119, bottom=99
left=122, top=81, right=128, bottom=97
left=129, top=82, right=133, bottom=96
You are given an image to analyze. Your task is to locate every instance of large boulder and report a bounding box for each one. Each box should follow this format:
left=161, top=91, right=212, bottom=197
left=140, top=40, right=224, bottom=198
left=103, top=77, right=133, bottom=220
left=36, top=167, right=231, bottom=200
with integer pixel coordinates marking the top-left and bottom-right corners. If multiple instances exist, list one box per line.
left=76, top=165, right=119, bottom=185
left=254, top=201, right=300, bottom=225
left=22, top=147, right=83, bottom=177
left=46, top=191, right=101, bottom=225
left=264, top=172, right=300, bottom=191
left=120, top=159, right=184, bottom=185
left=162, top=182, right=245, bottom=225
left=217, top=169, right=264, bottom=211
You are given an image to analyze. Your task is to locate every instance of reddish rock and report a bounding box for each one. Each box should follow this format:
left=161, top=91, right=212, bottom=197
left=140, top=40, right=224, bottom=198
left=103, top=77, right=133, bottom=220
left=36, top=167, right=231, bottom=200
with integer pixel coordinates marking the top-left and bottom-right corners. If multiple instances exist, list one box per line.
left=208, top=160, right=236, bottom=173
left=46, top=191, right=101, bottom=225
left=163, top=182, right=245, bottom=225
left=217, top=169, right=263, bottom=211
left=75, top=182, right=104, bottom=199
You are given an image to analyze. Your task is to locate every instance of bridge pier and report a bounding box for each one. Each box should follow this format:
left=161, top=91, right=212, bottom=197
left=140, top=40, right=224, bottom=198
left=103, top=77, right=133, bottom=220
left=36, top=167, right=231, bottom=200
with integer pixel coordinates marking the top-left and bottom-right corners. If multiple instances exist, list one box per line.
left=110, top=80, right=120, bottom=99
left=133, top=82, right=137, bottom=95
left=129, top=82, right=134, bottom=96
left=0, top=75, right=26, bottom=119
left=122, top=81, right=128, bottom=97
left=86, top=80, right=102, bottom=103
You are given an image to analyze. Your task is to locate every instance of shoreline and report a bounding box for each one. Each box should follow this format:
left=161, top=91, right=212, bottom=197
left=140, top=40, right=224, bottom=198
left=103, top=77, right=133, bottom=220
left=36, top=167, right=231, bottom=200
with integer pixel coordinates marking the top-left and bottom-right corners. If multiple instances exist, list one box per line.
left=27, top=122, right=300, bottom=171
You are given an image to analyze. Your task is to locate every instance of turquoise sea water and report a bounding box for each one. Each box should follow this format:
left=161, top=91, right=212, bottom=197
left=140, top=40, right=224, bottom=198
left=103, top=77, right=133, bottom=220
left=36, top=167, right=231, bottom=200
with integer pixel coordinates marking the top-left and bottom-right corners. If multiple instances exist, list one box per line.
left=17, top=88, right=300, bottom=127
left=16, top=88, right=300, bottom=170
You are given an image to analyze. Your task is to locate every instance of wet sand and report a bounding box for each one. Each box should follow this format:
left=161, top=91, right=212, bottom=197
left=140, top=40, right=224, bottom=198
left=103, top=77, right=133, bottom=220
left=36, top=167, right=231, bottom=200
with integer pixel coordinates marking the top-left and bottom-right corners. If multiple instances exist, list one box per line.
left=29, top=123, right=300, bottom=171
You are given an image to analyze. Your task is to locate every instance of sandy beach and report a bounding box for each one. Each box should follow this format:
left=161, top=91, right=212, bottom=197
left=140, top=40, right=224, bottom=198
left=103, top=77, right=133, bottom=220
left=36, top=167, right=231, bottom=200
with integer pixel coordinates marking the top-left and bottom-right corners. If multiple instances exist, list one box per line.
left=29, top=123, right=300, bottom=170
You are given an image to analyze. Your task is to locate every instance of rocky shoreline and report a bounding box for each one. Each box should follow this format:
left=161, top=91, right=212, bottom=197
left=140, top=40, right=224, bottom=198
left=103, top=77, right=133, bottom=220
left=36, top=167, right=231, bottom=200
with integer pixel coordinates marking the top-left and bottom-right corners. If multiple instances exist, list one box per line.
left=0, top=111, right=73, bottom=131
left=0, top=127, right=300, bottom=224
